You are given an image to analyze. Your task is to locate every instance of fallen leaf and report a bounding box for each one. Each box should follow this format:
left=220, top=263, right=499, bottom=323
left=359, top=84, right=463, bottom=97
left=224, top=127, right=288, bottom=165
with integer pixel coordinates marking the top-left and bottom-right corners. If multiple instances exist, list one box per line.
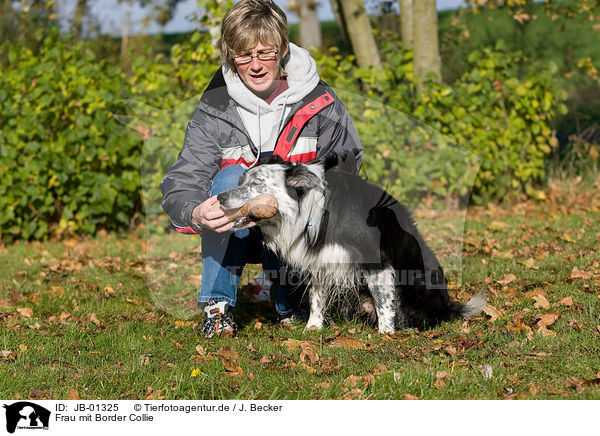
left=444, top=345, right=457, bottom=357
left=216, top=346, right=243, bottom=375
left=523, top=258, right=539, bottom=270
left=330, top=337, right=367, bottom=350
left=18, top=344, right=27, bottom=353
left=67, top=388, right=81, bottom=400
left=569, top=319, right=583, bottom=331
left=533, top=295, right=550, bottom=309
left=50, top=286, right=65, bottom=296
left=497, top=273, right=516, bottom=285
left=434, top=379, right=446, bottom=388
left=559, top=297, right=573, bottom=307
left=315, top=382, right=331, bottom=389
left=536, top=312, right=560, bottom=327
left=483, top=304, right=503, bottom=321
left=403, top=393, right=419, bottom=400
left=561, top=233, right=576, bottom=243
left=299, top=342, right=319, bottom=365
left=536, top=325, right=557, bottom=337
left=571, top=266, right=593, bottom=280
left=16, top=308, right=33, bottom=318
left=88, top=313, right=101, bottom=327
left=281, top=339, right=304, bottom=350
left=344, top=374, right=374, bottom=388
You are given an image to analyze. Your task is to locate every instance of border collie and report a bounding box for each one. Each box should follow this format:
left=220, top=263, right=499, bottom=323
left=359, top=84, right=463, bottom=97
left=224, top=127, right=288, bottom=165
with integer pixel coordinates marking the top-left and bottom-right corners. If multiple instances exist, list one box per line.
left=217, top=156, right=486, bottom=333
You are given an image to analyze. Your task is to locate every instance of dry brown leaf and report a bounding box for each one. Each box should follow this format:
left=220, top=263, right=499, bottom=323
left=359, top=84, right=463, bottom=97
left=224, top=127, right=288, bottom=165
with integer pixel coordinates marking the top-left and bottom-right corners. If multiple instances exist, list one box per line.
left=536, top=326, right=557, bottom=337
left=434, top=379, right=446, bottom=388
left=216, top=346, right=243, bottom=375
left=331, top=337, right=367, bottom=350
left=536, top=312, right=560, bottom=327
left=315, top=382, right=331, bottom=389
left=571, top=266, right=593, bottom=280
left=403, top=393, right=419, bottom=400
left=533, top=295, right=550, bottom=309
left=483, top=304, right=503, bottom=321
left=16, top=308, right=33, bottom=318
left=88, top=313, right=101, bottom=326
left=281, top=338, right=304, bottom=350
left=559, top=297, right=574, bottom=307
left=50, top=286, right=65, bottom=296
left=569, top=319, right=583, bottom=331
left=497, top=273, right=517, bottom=285
left=299, top=343, right=319, bottom=365
left=444, top=345, right=457, bottom=357
left=344, top=374, right=375, bottom=388
left=67, top=388, right=81, bottom=400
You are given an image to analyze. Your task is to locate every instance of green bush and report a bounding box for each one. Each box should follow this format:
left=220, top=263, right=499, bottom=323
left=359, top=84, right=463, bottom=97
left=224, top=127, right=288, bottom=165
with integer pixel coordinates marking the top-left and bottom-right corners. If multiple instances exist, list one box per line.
left=0, top=30, right=141, bottom=240
left=0, top=29, right=568, bottom=240
left=315, top=40, right=567, bottom=205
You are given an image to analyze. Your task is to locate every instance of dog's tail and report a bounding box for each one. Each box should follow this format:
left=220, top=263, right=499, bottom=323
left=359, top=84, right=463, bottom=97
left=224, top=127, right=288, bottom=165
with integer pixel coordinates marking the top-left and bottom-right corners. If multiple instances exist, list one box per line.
left=459, top=293, right=487, bottom=319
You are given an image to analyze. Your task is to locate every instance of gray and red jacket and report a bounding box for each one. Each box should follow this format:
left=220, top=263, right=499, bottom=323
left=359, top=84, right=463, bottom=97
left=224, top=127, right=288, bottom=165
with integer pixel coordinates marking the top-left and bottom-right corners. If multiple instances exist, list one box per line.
left=160, top=68, right=363, bottom=234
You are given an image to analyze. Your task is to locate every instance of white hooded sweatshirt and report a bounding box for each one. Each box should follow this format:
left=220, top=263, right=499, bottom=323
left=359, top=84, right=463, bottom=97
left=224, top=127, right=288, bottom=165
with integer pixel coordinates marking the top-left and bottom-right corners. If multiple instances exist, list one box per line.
left=222, top=42, right=321, bottom=156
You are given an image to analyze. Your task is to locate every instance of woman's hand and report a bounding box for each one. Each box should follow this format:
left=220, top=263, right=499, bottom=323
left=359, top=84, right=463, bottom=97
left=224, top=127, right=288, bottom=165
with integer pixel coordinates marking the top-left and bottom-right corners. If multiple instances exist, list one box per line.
left=192, top=196, right=235, bottom=233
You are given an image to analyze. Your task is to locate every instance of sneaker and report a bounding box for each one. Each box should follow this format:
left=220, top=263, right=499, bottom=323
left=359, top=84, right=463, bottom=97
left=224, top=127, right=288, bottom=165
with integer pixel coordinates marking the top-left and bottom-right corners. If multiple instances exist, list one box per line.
left=200, top=301, right=238, bottom=338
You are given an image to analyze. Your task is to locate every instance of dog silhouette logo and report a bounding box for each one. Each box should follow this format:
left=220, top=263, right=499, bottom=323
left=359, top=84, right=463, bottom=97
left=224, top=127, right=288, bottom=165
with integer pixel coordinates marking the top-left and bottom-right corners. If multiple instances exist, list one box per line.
left=3, top=402, right=50, bottom=433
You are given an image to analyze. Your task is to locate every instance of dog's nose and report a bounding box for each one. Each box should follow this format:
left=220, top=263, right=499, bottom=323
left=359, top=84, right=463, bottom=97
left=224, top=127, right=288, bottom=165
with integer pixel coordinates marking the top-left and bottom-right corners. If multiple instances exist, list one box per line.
left=216, top=193, right=227, bottom=203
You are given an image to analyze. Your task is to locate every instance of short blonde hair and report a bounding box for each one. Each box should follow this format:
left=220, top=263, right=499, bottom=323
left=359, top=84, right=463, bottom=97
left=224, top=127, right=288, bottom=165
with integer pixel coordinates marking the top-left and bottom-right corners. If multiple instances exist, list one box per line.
left=219, top=0, right=289, bottom=70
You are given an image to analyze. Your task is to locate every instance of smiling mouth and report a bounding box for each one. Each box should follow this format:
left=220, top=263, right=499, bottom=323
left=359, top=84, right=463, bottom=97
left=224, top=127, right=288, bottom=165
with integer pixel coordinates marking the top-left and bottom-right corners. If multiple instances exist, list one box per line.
left=250, top=72, right=268, bottom=81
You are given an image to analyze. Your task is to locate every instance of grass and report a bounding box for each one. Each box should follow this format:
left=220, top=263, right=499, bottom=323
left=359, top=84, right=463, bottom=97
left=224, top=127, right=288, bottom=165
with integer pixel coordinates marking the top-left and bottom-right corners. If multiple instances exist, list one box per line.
left=1, top=180, right=600, bottom=400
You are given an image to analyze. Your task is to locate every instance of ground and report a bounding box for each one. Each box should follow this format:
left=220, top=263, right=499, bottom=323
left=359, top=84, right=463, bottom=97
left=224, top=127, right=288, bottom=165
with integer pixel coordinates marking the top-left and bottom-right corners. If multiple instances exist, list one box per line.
left=1, top=178, right=599, bottom=400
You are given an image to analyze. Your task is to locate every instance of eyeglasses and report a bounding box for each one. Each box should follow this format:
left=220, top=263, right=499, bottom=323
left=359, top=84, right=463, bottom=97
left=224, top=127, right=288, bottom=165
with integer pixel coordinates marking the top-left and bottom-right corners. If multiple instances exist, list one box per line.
left=229, top=49, right=279, bottom=66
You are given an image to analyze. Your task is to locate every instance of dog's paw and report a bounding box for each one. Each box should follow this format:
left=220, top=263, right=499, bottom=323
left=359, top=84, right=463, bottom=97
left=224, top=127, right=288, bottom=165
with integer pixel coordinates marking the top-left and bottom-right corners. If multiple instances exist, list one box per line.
left=304, top=317, right=324, bottom=332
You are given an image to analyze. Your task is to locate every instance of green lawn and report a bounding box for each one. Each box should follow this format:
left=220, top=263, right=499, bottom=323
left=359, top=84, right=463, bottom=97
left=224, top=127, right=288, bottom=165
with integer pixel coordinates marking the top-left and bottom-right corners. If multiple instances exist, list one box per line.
left=1, top=184, right=599, bottom=400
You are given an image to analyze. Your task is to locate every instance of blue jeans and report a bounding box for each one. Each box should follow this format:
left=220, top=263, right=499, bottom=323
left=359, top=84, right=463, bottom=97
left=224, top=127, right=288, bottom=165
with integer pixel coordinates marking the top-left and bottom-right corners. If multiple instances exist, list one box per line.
left=198, top=165, right=299, bottom=316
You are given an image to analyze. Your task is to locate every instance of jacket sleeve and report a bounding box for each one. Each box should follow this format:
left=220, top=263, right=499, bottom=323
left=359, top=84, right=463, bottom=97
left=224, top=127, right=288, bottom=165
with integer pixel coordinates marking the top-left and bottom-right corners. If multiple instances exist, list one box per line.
left=315, top=88, right=364, bottom=174
left=160, top=111, right=223, bottom=231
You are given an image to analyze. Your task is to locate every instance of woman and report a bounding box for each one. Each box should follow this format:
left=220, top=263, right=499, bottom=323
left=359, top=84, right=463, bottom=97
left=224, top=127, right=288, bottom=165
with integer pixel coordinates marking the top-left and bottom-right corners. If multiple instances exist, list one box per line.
left=161, top=0, right=363, bottom=338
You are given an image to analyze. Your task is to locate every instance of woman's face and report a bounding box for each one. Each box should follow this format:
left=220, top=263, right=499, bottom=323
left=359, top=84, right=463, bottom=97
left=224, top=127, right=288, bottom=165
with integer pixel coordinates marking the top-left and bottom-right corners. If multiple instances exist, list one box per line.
left=232, top=41, right=281, bottom=98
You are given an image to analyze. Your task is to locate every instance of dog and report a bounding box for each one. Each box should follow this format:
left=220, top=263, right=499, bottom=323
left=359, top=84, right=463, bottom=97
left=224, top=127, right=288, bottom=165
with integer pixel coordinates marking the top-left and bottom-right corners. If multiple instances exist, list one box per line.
left=217, top=155, right=485, bottom=333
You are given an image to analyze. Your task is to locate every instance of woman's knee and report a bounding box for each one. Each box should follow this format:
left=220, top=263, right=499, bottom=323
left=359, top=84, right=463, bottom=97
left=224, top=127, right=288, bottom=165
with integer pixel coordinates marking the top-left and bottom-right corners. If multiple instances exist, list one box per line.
left=210, top=165, right=246, bottom=196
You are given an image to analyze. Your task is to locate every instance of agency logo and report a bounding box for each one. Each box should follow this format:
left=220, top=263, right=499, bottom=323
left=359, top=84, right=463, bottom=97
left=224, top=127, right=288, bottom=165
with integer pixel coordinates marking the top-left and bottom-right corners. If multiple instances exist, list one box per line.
left=2, top=402, right=50, bottom=434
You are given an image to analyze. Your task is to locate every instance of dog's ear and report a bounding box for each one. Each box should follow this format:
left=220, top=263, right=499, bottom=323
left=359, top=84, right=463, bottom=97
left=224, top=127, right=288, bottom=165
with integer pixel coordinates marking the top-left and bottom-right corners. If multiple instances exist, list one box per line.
left=260, top=154, right=286, bottom=165
left=285, top=164, right=320, bottom=192
left=319, top=152, right=358, bottom=173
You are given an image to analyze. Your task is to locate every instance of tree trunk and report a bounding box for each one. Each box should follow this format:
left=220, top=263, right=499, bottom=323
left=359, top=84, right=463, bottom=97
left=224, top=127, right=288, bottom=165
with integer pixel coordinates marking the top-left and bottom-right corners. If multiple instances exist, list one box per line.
left=329, top=0, right=351, bottom=52
left=121, top=0, right=131, bottom=62
left=337, top=0, right=382, bottom=70
left=413, top=0, right=442, bottom=85
left=297, top=0, right=322, bottom=49
left=398, top=0, right=413, bottom=49
left=72, top=0, right=88, bottom=40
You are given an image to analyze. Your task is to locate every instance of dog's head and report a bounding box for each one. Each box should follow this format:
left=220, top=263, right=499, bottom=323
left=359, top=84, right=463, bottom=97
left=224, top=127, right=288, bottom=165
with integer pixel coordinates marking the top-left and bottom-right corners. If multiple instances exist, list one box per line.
left=217, top=158, right=325, bottom=231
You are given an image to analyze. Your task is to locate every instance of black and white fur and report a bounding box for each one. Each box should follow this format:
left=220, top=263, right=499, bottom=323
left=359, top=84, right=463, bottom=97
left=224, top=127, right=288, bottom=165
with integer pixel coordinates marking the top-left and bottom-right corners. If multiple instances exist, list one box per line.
left=217, top=156, right=485, bottom=333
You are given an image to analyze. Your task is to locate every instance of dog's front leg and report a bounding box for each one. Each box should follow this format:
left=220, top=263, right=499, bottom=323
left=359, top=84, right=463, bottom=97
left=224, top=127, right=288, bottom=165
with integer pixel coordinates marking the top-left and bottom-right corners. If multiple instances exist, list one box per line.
left=304, top=286, right=326, bottom=331
left=367, top=269, right=397, bottom=334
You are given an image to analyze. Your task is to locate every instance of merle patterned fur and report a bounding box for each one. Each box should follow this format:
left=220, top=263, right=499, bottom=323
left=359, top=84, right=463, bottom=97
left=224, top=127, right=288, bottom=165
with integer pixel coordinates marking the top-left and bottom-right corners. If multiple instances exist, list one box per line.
left=217, top=155, right=485, bottom=333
